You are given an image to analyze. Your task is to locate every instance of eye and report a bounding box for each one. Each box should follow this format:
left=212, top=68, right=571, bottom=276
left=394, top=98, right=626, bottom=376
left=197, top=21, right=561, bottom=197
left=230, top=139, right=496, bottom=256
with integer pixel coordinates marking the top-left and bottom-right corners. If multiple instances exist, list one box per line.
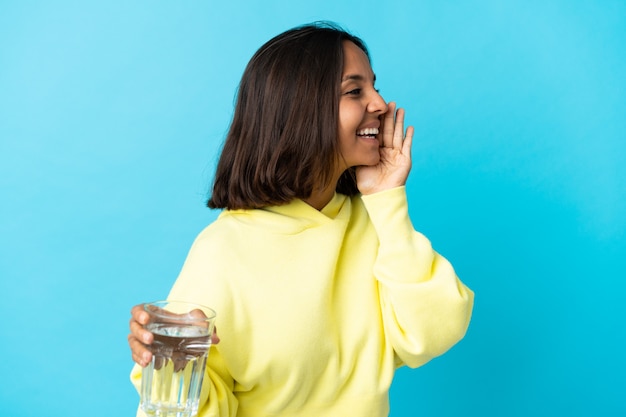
left=344, top=88, right=362, bottom=96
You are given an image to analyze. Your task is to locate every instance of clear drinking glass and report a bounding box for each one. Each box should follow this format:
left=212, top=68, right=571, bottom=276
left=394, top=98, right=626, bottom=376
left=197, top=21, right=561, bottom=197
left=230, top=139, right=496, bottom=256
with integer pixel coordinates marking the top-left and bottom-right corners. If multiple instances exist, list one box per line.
left=140, top=300, right=217, bottom=417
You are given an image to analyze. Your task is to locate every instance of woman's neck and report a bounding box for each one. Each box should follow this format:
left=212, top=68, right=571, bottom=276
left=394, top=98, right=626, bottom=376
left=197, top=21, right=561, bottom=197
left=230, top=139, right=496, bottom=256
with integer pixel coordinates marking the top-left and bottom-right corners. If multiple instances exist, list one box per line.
left=303, top=179, right=339, bottom=211
left=303, top=165, right=348, bottom=211
left=303, top=189, right=334, bottom=211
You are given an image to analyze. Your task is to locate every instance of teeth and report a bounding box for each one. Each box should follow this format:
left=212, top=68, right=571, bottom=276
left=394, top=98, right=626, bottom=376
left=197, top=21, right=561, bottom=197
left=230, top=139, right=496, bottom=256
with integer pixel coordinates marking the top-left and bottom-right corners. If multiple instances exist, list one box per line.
left=357, top=128, right=379, bottom=136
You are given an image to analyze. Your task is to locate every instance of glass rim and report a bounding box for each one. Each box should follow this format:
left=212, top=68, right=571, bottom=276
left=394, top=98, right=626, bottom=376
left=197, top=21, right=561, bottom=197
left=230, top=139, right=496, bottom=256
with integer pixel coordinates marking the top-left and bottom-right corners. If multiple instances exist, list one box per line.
left=143, top=300, right=217, bottom=322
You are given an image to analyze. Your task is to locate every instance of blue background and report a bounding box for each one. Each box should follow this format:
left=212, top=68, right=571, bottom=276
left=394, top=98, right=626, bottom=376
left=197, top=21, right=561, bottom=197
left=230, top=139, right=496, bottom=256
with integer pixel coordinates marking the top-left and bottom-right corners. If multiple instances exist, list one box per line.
left=1, top=1, right=624, bottom=416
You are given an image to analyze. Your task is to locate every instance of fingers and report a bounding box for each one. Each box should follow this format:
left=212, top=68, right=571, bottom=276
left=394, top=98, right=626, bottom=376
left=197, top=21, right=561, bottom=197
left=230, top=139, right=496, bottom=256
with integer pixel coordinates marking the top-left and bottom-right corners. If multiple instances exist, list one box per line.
left=392, top=107, right=406, bottom=149
left=190, top=309, right=220, bottom=344
left=212, top=326, right=220, bottom=345
left=131, top=304, right=150, bottom=325
left=189, top=308, right=212, bottom=329
left=189, top=308, right=208, bottom=320
left=130, top=304, right=153, bottom=343
left=128, top=333, right=153, bottom=367
left=382, top=102, right=396, bottom=148
left=129, top=304, right=153, bottom=367
left=381, top=102, right=412, bottom=152
left=402, top=125, right=414, bottom=156
left=130, top=316, right=153, bottom=344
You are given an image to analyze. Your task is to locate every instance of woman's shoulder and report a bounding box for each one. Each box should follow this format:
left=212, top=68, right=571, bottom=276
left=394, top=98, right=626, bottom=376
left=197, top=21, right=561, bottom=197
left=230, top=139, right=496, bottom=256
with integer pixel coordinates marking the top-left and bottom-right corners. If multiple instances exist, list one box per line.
left=194, top=193, right=372, bottom=239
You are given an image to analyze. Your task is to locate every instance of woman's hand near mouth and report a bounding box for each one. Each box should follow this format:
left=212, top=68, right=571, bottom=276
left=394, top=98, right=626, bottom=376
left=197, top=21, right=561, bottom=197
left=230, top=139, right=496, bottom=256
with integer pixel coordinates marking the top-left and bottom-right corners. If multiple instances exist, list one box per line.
left=356, top=101, right=414, bottom=195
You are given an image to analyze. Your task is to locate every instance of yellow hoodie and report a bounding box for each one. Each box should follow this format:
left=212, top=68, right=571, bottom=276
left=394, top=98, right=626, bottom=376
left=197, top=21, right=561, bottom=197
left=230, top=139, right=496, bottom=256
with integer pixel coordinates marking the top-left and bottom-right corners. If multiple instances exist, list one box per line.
left=131, top=186, right=474, bottom=417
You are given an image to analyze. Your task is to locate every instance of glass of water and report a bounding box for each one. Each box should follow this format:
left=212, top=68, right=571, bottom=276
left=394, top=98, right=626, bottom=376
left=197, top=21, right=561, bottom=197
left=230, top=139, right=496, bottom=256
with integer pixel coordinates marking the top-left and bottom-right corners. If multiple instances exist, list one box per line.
left=140, top=300, right=217, bottom=417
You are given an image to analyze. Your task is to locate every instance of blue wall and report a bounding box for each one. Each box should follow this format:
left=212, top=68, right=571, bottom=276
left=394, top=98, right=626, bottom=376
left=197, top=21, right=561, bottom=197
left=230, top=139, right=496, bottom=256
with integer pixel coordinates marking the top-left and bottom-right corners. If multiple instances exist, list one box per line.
left=1, top=1, right=624, bottom=416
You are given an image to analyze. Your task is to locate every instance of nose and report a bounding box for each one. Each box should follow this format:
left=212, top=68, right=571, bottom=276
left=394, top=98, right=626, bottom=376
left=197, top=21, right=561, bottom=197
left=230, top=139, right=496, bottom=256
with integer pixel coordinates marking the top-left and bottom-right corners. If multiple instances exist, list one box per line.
left=367, top=89, right=388, bottom=114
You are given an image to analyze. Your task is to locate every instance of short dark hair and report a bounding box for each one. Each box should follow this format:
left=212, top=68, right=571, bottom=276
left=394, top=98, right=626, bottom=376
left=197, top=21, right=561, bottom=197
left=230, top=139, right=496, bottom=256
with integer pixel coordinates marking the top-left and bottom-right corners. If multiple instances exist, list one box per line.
left=207, top=22, right=370, bottom=210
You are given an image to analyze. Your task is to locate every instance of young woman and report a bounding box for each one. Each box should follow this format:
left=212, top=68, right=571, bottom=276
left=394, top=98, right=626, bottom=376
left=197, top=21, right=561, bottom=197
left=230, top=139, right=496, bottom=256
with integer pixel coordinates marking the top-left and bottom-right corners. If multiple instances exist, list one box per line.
left=128, top=22, right=474, bottom=417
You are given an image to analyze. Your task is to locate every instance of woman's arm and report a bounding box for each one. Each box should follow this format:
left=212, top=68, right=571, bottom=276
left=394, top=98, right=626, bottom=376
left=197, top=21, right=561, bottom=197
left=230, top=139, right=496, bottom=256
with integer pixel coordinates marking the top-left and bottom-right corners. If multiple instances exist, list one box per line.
left=362, top=186, right=474, bottom=368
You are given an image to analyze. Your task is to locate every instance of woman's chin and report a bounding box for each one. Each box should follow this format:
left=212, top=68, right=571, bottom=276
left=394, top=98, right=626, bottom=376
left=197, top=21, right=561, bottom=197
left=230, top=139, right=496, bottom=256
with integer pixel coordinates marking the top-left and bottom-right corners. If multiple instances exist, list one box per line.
left=359, top=154, right=381, bottom=167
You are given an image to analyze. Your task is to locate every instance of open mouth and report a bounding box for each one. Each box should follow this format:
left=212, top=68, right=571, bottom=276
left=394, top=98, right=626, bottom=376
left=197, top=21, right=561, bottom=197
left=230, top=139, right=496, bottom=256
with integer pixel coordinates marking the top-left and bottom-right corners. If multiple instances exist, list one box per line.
left=356, top=127, right=379, bottom=139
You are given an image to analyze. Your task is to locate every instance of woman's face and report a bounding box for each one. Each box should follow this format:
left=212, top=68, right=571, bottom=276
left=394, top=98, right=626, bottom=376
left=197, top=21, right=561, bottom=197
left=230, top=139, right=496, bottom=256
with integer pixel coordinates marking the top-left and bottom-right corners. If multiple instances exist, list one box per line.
left=337, top=41, right=388, bottom=171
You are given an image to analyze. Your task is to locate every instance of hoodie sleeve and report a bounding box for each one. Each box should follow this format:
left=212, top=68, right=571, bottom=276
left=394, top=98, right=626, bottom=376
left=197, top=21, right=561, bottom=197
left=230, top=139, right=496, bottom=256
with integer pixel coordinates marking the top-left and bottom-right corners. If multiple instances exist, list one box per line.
left=361, top=186, right=474, bottom=368
left=130, top=230, right=239, bottom=417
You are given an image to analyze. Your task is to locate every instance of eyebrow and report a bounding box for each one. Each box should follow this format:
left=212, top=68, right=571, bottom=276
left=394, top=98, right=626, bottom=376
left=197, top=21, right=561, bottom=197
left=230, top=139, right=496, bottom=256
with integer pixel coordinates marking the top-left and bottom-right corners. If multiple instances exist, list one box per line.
left=341, top=73, right=377, bottom=83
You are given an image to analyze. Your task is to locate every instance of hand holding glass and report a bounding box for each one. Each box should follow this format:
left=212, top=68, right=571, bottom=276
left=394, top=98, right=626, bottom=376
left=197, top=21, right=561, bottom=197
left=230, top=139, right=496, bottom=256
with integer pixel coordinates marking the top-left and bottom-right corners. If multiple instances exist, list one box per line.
left=140, top=301, right=217, bottom=417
